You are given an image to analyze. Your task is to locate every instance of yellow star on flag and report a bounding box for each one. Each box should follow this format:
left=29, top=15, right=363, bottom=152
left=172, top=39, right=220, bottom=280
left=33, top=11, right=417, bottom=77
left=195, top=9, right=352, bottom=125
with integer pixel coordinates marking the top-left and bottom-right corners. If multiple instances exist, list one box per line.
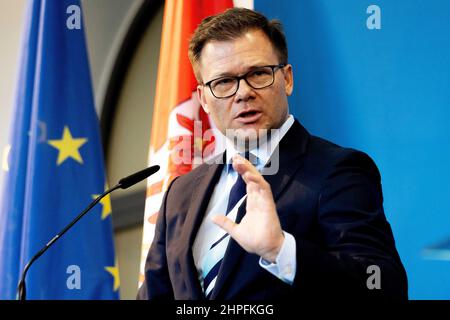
left=105, top=261, right=120, bottom=292
left=47, top=126, right=88, bottom=165
left=92, top=185, right=112, bottom=220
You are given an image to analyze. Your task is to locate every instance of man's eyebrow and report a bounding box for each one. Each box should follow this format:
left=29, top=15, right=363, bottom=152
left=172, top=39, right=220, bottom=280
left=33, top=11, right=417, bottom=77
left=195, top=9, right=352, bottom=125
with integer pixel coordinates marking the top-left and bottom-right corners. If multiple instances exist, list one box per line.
left=210, top=65, right=269, bottom=79
left=211, top=71, right=236, bottom=79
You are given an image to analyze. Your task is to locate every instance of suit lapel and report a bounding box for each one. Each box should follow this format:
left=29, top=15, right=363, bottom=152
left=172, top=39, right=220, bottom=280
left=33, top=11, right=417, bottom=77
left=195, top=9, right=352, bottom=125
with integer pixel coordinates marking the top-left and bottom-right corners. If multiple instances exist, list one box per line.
left=263, top=120, right=309, bottom=201
left=178, top=156, right=224, bottom=299
left=211, top=120, right=310, bottom=299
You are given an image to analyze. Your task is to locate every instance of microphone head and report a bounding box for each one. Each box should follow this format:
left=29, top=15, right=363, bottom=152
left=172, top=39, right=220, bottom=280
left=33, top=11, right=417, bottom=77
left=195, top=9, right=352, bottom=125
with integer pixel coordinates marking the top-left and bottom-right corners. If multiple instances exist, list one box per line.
left=118, top=165, right=160, bottom=189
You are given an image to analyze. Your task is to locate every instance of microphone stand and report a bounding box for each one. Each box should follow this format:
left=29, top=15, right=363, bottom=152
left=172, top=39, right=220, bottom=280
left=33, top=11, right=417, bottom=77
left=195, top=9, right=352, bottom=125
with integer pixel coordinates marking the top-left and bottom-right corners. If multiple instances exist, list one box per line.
left=16, top=184, right=121, bottom=300
left=16, top=164, right=159, bottom=300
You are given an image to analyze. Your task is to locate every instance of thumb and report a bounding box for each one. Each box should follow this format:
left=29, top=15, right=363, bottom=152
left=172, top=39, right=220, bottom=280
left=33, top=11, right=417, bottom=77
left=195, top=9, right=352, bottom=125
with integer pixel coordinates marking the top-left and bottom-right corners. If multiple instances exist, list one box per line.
left=211, top=215, right=237, bottom=237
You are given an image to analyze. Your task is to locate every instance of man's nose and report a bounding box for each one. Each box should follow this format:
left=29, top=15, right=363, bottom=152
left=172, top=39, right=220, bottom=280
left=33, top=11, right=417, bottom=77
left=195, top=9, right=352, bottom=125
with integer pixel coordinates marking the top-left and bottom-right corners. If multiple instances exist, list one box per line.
left=234, top=78, right=255, bottom=102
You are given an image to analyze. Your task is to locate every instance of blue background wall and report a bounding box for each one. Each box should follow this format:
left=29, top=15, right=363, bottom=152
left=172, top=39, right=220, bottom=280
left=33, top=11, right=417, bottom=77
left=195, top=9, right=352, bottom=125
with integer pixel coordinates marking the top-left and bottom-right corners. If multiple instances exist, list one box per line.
left=254, top=0, right=450, bottom=299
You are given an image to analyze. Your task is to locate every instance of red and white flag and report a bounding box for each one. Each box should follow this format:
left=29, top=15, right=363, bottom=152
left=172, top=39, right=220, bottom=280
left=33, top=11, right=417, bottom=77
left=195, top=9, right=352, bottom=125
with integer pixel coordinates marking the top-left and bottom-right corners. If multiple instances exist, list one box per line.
left=138, top=0, right=252, bottom=286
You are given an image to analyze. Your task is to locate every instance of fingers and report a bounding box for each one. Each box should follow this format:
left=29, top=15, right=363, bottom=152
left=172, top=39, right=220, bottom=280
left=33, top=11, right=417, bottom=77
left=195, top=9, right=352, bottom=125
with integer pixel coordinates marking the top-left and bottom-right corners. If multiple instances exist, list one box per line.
left=246, top=180, right=260, bottom=194
left=211, top=215, right=237, bottom=237
left=231, top=154, right=257, bottom=175
left=232, top=154, right=271, bottom=194
left=233, top=154, right=262, bottom=182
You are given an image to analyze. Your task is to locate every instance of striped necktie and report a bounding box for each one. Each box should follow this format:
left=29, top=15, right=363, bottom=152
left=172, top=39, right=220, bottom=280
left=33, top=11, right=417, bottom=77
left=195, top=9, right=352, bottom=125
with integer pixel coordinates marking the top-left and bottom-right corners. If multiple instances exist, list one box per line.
left=201, top=153, right=254, bottom=299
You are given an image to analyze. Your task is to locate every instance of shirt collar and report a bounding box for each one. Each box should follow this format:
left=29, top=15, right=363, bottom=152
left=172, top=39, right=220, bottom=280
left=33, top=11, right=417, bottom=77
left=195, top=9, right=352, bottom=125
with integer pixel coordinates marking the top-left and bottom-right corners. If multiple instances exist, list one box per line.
left=225, top=115, right=294, bottom=171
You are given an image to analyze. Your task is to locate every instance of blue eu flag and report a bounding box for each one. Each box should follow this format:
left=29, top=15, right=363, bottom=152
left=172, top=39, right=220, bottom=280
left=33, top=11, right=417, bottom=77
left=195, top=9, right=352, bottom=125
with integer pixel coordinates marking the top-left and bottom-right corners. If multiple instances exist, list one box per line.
left=0, top=0, right=119, bottom=299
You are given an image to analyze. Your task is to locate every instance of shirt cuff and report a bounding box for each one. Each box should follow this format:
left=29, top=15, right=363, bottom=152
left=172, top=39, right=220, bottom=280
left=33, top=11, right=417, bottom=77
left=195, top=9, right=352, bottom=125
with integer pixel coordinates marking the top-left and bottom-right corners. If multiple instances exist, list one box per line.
left=259, top=231, right=296, bottom=285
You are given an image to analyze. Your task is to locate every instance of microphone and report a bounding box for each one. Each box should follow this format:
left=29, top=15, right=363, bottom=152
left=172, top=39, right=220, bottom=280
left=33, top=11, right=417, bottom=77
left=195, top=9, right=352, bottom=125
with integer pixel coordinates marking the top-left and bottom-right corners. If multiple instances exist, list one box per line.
left=16, top=165, right=160, bottom=300
left=118, top=165, right=160, bottom=189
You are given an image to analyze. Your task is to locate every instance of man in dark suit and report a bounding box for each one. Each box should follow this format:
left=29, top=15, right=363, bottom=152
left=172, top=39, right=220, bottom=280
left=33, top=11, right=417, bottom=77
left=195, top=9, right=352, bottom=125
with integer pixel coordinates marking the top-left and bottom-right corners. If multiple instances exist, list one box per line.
left=138, top=8, right=407, bottom=300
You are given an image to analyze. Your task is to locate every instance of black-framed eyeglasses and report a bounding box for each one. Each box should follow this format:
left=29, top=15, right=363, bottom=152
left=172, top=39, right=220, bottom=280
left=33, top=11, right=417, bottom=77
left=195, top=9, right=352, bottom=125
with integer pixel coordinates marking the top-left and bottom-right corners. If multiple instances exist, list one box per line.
left=203, top=64, right=287, bottom=99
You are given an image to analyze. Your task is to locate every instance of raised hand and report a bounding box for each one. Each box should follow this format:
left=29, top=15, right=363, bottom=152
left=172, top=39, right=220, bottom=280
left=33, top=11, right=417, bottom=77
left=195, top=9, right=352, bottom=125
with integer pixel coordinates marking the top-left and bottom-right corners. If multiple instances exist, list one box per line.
left=211, top=154, right=284, bottom=263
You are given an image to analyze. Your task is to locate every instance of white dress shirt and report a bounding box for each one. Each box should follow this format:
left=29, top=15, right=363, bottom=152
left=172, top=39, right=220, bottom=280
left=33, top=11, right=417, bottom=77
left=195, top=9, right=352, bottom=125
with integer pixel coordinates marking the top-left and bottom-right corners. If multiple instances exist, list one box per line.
left=193, top=115, right=297, bottom=288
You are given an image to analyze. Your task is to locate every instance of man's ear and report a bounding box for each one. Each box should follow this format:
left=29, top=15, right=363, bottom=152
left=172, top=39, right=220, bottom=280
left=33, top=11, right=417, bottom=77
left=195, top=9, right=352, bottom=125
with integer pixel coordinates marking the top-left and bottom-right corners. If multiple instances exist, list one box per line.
left=197, top=85, right=210, bottom=114
left=283, top=64, right=294, bottom=96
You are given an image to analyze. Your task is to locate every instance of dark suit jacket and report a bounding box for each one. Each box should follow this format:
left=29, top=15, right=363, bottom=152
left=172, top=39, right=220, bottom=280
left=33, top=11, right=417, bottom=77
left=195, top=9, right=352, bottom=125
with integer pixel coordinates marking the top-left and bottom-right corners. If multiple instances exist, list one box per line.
left=137, top=120, right=408, bottom=300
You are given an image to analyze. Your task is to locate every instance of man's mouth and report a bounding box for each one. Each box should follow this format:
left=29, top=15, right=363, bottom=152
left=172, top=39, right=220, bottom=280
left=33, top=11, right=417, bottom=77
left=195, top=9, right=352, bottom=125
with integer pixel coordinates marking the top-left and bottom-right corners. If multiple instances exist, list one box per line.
left=235, top=110, right=262, bottom=124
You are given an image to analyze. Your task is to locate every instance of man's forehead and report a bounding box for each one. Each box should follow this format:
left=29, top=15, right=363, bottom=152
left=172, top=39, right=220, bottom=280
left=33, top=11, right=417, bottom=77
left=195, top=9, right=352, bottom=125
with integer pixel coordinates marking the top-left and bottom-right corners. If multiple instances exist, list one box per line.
left=198, top=30, right=277, bottom=78
left=201, top=30, right=273, bottom=58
